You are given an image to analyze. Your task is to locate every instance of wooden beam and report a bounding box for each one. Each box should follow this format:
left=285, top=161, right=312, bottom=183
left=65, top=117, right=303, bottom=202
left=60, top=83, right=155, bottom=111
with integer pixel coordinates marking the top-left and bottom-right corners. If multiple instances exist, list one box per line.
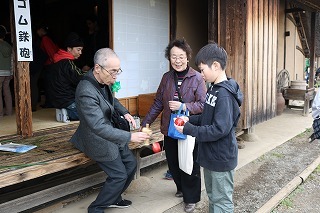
left=14, top=62, right=33, bottom=137
left=246, top=0, right=253, bottom=127
left=0, top=153, right=92, bottom=188
left=10, top=0, right=33, bottom=137
left=308, top=12, right=316, bottom=89
left=0, top=171, right=106, bottom=213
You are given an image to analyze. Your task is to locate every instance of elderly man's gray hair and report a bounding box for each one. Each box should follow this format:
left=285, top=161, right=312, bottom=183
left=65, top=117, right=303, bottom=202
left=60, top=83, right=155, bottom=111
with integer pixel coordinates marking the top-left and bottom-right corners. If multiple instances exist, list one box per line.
left=94, top=48, right=118, bottom=66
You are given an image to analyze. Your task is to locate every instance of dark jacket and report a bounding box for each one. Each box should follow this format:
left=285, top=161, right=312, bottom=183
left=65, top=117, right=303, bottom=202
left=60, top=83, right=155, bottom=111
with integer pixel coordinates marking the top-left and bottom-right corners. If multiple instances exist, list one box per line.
left=70, top=70, right=131, bottom=162
left=141, top=67, right=206, bottom=136
left=183, top=78, right=243, bottom=172
left=47, top=49, right=85, bottom=108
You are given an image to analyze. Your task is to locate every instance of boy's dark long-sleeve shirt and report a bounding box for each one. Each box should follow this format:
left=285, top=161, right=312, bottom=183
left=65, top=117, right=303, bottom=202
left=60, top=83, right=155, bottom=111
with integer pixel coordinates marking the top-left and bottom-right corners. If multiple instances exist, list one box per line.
left=183, top=78, right=243, bottom=172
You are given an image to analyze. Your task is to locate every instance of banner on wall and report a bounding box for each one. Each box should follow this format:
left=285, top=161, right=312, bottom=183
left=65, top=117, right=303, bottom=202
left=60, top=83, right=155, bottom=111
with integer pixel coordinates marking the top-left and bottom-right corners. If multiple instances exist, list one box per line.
left=13, top=0, right=33, bottom=61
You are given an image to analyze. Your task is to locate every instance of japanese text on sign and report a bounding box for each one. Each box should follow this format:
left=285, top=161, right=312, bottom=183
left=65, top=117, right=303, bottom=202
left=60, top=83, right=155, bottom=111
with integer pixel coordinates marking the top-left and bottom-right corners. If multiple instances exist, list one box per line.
left=13, top=0, right=33, bottom=61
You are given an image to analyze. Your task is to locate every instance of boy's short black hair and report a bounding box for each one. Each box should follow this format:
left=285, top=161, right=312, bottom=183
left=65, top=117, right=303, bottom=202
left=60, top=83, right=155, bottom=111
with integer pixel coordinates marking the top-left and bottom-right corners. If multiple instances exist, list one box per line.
left=164, top=38, right=192, bottom=60
left=195, top=43, right=227, bottom=70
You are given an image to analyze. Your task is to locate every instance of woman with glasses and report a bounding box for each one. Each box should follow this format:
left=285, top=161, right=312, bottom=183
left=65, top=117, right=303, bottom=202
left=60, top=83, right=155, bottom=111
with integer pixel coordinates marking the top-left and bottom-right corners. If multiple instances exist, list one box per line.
left=141, top=38, right=206, bottom=213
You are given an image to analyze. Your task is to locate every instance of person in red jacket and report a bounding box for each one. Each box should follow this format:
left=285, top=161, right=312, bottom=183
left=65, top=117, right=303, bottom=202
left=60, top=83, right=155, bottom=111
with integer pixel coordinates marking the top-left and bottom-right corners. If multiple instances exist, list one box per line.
left=36, top=24, right=59, bottom=65
left=35, top=24, right=59, bottom=108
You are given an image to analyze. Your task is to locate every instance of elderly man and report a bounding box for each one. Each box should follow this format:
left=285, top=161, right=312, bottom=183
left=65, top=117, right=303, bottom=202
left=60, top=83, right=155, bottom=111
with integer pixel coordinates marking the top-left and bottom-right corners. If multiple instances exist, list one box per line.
left=70, top=48, right=150, bottom=213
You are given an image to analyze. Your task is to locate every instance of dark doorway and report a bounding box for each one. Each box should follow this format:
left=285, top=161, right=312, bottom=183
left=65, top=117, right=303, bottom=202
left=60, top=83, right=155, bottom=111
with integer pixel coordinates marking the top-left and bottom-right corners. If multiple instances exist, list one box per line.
left=0, top=0, right=111, bottom=112
left=29, top=0, right=110, bottom=49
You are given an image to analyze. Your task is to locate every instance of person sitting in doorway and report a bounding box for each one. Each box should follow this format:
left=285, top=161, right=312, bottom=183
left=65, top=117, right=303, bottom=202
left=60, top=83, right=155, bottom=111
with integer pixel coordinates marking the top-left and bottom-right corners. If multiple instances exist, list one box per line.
left=46, top=32, right=86, bottom=121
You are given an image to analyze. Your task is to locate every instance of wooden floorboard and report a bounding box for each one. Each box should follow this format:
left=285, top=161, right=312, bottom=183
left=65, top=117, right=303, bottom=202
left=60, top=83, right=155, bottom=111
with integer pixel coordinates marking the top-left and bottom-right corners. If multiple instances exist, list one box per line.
left=0, top=120, right=162, bottom=188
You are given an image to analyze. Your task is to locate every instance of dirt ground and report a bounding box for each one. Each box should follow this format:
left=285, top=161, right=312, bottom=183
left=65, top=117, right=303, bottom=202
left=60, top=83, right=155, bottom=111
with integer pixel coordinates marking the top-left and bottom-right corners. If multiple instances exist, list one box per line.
left=234, top=128, right=320, bottom=213
left=171, top=128, right=320, bottom=213
left=31, top=126, right=320, bottom=213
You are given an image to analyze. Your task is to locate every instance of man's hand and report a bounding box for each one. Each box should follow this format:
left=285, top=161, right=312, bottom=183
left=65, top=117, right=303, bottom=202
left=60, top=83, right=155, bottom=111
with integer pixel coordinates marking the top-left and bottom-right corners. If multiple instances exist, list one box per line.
left=131, top=132, right=151, bottom=143
left=82, top=65, right=91, bottom=72
left=124, top=113, right=136, bottom=129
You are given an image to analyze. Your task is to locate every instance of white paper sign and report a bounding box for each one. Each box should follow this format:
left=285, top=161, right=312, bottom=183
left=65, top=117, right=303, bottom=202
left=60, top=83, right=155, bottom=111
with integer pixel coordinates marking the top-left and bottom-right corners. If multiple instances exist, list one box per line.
left=13, top=0, right=33, bottom=61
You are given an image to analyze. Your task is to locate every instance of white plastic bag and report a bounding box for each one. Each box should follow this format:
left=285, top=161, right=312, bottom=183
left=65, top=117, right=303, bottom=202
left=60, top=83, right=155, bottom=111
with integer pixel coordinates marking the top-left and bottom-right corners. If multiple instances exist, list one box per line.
left=178, top=135, right=195, bottom=175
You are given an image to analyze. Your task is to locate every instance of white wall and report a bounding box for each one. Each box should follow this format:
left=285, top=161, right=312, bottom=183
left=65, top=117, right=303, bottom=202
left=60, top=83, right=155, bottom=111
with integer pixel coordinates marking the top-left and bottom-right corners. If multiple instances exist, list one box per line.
left=113, top=0, right=170, bottom=98
left=285, top=15, right=305, bottom=81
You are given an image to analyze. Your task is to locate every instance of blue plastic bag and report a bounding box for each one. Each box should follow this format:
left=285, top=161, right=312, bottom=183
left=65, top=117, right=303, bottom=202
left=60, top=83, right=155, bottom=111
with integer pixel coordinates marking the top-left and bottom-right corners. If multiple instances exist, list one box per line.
left=168, top=105, right=187, bottom=140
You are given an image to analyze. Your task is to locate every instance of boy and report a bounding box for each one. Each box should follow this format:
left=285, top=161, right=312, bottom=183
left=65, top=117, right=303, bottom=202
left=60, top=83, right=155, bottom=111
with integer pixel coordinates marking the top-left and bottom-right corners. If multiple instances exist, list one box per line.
left=174, top=43, right=243, bottom=212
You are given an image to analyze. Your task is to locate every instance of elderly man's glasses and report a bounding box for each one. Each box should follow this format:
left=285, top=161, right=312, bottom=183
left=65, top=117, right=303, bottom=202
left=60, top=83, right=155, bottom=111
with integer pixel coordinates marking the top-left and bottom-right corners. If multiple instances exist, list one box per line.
left=98, top=64, right=123, bottom=76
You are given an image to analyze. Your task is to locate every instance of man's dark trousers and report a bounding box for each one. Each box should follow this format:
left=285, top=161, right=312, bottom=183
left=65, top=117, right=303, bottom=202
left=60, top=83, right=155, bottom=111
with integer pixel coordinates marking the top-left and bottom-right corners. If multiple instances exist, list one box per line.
left=88, top=144, right=137, bottom=213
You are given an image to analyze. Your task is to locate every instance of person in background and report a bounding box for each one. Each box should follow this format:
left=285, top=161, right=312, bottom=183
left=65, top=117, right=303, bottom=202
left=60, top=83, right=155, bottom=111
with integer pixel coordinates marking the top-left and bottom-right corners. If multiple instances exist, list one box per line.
left=46, top=32, right=86, bottom=120
left=174, top=43, right=243, bottom=213
left=36, top=23, right=59, bottom=65
left=80, top=15, right=109, bottom=71
left=0, top=25, right=13, bottom=117
left=309, top=89, right=320, bottom=142
left=29, top=35, right=48, bottom=111
left=35, top=23, right=59, bottom=108
left=141, top=38, right=206, bottom=213
left=70, top=48, right=150, bottom=213
left=316, top=67, right=320, bottom=81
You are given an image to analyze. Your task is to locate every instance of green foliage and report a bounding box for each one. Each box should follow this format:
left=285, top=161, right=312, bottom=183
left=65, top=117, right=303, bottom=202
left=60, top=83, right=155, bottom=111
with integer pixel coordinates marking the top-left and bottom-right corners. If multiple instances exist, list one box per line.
left=271, top=152, right=285, bottom=158
left=277, top=186, right=304, bottom=209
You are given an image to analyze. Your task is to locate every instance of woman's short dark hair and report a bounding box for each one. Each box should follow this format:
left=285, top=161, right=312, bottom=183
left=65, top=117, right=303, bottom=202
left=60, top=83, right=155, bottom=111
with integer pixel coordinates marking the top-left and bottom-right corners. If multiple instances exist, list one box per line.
left=195, top=43, right=228, bottom=70
left=164, top=38, right=192, bottom=60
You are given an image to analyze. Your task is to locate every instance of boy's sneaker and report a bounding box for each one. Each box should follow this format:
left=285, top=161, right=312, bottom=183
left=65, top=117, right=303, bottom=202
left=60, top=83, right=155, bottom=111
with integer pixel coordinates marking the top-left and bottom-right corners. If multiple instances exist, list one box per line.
left=109, top=199, right=132, bottom=208
left=164, top=170, right=173, bottom=180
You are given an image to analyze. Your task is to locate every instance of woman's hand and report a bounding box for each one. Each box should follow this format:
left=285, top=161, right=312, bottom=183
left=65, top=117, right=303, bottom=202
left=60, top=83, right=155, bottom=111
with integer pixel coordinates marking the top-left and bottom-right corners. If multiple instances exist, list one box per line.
left=169, top=101, right=186, bottom=111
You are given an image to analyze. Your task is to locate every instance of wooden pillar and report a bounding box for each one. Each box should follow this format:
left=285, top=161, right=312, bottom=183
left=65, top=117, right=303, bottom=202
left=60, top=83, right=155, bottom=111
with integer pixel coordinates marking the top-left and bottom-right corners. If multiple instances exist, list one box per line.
left=10, top=0, right=33, bottom=137
left=309, top=12, right=316, bottom=89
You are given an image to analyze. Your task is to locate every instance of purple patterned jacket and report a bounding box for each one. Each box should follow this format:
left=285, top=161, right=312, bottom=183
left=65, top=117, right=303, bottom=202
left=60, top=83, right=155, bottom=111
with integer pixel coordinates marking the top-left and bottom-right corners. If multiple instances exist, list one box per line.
left=141, top=67, right=206, bottom=136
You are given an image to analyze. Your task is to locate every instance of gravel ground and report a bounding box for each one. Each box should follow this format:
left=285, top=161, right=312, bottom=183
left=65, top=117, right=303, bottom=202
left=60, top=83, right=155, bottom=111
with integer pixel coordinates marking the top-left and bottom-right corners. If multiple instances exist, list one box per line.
left=166, top=128, right=320, bottom=213
left=273, top=165, right=320, bottom=213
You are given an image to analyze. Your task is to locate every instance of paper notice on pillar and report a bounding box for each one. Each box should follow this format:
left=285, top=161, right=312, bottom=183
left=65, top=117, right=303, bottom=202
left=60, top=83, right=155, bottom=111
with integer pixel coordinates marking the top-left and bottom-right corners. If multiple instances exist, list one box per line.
left=13, top=0, right=33, bottom=61
left=0, top=143, right=37, bottom=153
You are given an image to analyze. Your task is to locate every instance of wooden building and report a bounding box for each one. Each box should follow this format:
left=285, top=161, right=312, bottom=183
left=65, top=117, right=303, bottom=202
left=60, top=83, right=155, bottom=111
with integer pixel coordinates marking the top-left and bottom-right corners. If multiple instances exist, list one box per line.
left=1, top=0, right=319, bottom=137
left=1, top=0, right=320, bottom=211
